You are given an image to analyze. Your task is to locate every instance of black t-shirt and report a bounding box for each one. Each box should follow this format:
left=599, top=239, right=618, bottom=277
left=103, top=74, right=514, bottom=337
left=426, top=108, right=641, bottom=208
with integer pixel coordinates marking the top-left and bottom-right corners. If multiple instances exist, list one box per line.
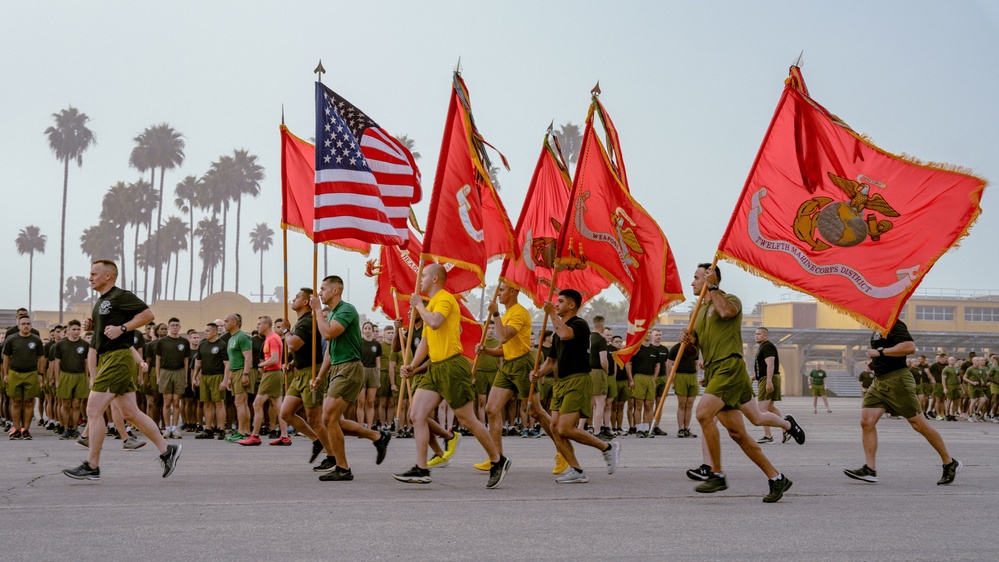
left=53, top=338, right=89, bottom=373
left=608, top=345, right=619, bottom=378
left=361, top=338, right=381, bottom=368
left=133, top=332, right=146, bottom=352
left=589, top=332, right=608, bottom=370
left=91, top=286, right=149, bottom=355
left=44, top=340, right=58, bottom=362
left=630, top=344, right=659, bottom=376
left=291, top=312, right=324, bottom=369
left=910, top=366, right=924, bottom=385
left=655, top=344, right=669, bottom=377
left=197, top=338, right=227, bottom=375
left=540, top=345, right=552, bottom=362
left=928, top=361, right=945, bottom=383
left=754, top=340, right=780, bottom=380
left=3, top=333, right=45, bottom=372
left=550, top=316, right=590, bottom=378
left=870, top=321, right=912, bottom=376
left=251, top=334, right=265, bottom=368
left=668, top=342, right=698, bottom=374
left=144, top=340, right=158, bottom=365
left=156, top=336, right=190, bottom=370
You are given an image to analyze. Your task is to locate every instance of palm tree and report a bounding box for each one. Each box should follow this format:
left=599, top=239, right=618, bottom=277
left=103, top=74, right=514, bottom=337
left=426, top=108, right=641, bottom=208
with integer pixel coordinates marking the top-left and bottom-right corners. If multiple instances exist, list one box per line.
left=131, top=124, right=185, bottom=302
left=45, top=106, right=96, bottom=322
left=556, top=122, right=582, bottom=168
left=231, top=149, right=264, bottom=295
left=396, top=135, right=421, bottom=161
left=98, top=182, right=133, bottom=286
left=159, top=216, right=188, bottom=300
left=201, top=155, right=237, bottom=291
left=124, top=179, right=156, bottom=295
left=15, top=226, right=47, bottom=314
left=80, top=219, right=123, bottom=267
left=195, top=216, right=224, bottom=298
left=249, top=223, right=274, bottom=303
left=174, top=175, right=200, bottom=300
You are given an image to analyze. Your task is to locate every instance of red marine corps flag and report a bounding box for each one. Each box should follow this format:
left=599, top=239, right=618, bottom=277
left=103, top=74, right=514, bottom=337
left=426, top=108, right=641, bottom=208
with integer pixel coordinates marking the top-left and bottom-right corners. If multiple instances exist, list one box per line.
left=500, top=129, right=610, bottom=306
left=557, top=97, right=685, bottom=365
left=422, top=72, right=515, bottom=284
left=280, top=125, right=371, bottom=255
left=717, top=66, right=987, bottom=333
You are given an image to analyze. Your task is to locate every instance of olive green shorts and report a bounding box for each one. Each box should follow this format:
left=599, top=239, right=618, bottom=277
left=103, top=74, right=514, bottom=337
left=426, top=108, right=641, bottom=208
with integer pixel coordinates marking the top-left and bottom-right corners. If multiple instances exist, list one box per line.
left=92, top=349, right=138, bottom=396
left=200, top=374, right=224, bottom=402
left=538, top=375, right=555, bottom=401
left=158, top=368, right=186, bottom=395
left=703, top=356, right=752, bottom=411
left=590, top=368, right=608, bottom=396
left=417, top=354, right=475, bottom=409
left=361, top=366, right=380, bottom=389
left=248, top=368, right=261, bottom=395
left=916, top=382, right=931, bottom=396
left=286, top=367, right=327, bottom=409
left=492, top=353, right=533, bottom=399
left=230, top=369, right=249, bottom=395
left=945, top=385, right=961, bottom=400
left=376, top=370, right=397, bottom=398
left=606, top=375, right=617, bottom=398
left=474, top=369, right=496, bottom=396
left=616, top=380, right=633, bottom=402
left=757, top=374, right=782, bottom=401
left=552, top=373, right=592, bottom=418
left=57, top=372, right=89, bottom=400
left=673, top=372, right=699, bottom=398
left=810, top=384, right=826, bottom=397
left=257, top=370, right=285, bottom=398
left=991, top=383, right=999, bottom=396
left=325, top=360, right=363, bottom=403
left=862, top=368, right=921, bottom=419
left=933, top=383, right=945, bottom=398
left=655, top=376, right=667, bottom=398
left=968, top=385, right=988, bottom=399
left=7, top=370, right=41, bottom=399
left=633, top=374, right=655, bottom=401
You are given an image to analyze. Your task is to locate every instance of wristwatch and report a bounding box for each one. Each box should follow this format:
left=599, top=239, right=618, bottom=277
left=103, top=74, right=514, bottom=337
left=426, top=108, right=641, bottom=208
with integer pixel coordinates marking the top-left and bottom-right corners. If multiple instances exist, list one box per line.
left=877, top=347, right=884, bottom=357
left=492, top=312, right=500, bottom=318
left=707, top=284, right=719, bottom=291
left=120, top=324, right=128, bottom=333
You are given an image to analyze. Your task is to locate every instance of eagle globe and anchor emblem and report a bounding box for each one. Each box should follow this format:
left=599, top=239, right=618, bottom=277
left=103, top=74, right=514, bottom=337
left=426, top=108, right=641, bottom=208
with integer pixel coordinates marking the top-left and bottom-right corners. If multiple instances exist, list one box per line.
left=794, top=172, right=900, bottom=251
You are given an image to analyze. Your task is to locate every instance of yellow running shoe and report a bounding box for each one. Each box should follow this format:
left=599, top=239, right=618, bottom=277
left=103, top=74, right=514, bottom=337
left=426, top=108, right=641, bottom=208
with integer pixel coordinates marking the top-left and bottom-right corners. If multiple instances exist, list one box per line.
left=553, top=452, right=568, bottom=475
left=473, top=459, right=491, bottom=471
left=442, top=432, right=461, bottom=461
left=427, top=454, right=449, bottom=468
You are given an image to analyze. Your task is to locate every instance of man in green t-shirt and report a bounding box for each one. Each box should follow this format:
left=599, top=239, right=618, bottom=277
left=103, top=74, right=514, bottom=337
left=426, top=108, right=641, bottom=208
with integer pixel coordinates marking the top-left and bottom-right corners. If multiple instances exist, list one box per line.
left=375, top=325, right=401, bottom=430
left=988, top=355, right=999, bottom=419
left=941, top=356, right=961, bottom=421
left=474, top=324, right=501, bottom=426
left=221, top=314, right=253, bottom=441
left=962, top=356, right=989, bottom=419
left=808, top=367, right=831, bottom=414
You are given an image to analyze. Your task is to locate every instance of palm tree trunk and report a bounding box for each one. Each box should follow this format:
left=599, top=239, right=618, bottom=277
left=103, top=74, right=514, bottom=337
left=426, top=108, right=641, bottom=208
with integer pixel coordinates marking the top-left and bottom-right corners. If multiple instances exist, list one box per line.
left=220, top=205, right=228, bottom=292
left=173, top=250, right=180, bottom=299
left=235, top=194, right=242, bottom=294
left=187, top=206, right=195, bottom=300
left=153, top=167, right=165, bottom=302
left=259, top=249, right=264, bottom=303
left=119, top=225, right=127, bottom=288
left=59, top=158, right=69, bottom=323
left=164, top=246, right=171, bottom=300
left=28, top=252, right=34, bottom=314
left=132, top=224, right=140, bottom=292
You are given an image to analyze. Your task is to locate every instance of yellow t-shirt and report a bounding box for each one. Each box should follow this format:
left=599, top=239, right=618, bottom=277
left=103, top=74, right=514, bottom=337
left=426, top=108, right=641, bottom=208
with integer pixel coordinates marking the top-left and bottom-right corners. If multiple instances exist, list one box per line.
left=425, top=290, right=463, bottom=362
left=501, top=303, right=532, bottom=360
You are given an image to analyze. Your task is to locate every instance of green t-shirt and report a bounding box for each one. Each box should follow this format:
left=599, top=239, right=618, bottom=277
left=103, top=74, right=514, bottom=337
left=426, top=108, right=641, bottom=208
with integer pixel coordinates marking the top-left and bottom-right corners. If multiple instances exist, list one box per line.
left=809, top=369, right=827, bottom=386
left=692, top=292, right=743, bottom=366
left=942, top=366, right=959, bottom=387
left=326, top=301, right=361, bottom=365
left=965, top=366, right=987, bottom=385
left=226, top=330, right=252, bottom=370
left=988, top=366, right=999, bottom=385
left=478, top=337, right=501, bottom=372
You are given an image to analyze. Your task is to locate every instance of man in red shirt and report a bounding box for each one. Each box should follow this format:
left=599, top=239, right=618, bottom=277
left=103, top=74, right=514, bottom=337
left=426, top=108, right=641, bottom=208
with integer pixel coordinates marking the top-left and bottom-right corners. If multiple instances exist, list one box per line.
left=238, top=316, right=291, bottom=446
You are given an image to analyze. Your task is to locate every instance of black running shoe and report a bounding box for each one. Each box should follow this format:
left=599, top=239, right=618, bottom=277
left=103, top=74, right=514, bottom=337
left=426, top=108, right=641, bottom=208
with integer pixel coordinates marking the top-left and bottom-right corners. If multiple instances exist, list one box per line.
left=160, top=444, right=182, bottom=478
left=695, top=474, right=728, bottom=493
left=844, top=464, right=878, bottom=482
left=686, top=464, right=711, bottom=481
left=393, top=465, right=431, bottom=484
left=309, top=439, right=324, bottom=464
left=763, top=475, right=793, bottom=503
left=21, top=430, right=32, bottom=440
left=373, top=431, right=391, bottom=465
left=783, top=414, right=805, bottom=445
left=318, top=466, right=354, bottom=481
left=486, top=456, right=512, bottom=489
left=685, top=429, right=697, bottom=438
left=937, top=458, right=962, bottom=485
left=194, top=431, right=214, bottom=439
left=652, top=427, right=668, bottom=437
left=63, top=461, right=100, bottom=481
left=216, top=429, right=226, bottom=440
left=313, top=456, right=337, bottom=472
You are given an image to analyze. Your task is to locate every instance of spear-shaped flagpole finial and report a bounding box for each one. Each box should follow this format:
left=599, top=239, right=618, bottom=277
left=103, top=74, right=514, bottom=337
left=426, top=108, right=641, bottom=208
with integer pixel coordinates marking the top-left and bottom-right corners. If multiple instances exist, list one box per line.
left=314, top=59, right=326, bottom=83
left=591, top=80, right=601, bottom=96
left=455, top=57, right=462, bottom=75
left=281, top=103, right=285, bottom=126
left=793, top=50, right=804, bottom=68
left=547, top=120, right=554, bottom=135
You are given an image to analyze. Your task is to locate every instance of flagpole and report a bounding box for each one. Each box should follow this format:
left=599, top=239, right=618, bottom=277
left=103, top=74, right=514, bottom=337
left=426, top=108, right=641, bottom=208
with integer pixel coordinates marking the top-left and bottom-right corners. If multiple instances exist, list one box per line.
left=311, top=243, right=319, bottom=384
left=391, top=288, right=408, bottom=428
left=399, top=258, right=426, bottom=409
left=470, top=285, right=500, bottom=376
left=282, top=226, right=290, bottom=395
left=650, top=256, right=716, bottom=428
left=526, top=278, right=559, bottom=403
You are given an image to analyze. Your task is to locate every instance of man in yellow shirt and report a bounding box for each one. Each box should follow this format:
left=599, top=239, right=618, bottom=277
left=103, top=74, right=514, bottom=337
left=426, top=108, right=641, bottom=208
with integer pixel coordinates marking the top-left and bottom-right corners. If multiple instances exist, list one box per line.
left=394, top=264, right=511, bottom=489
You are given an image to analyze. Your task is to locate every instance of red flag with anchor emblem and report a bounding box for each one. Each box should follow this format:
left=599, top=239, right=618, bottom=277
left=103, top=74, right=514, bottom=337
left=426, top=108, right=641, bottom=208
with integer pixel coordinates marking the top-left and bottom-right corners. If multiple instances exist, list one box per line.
left=717, top=66, right=987, bottom=333
left=557, top=99, right=685, bottom=366
left=500, top=132, right=610, bottom=307
left=422, top=73, right=514, bottom=284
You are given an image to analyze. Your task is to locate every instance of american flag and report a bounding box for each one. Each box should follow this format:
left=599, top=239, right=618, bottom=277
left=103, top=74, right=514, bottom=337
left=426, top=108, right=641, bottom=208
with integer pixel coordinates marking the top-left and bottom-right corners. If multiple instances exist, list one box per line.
left=313, top=82, right=421, bottom=246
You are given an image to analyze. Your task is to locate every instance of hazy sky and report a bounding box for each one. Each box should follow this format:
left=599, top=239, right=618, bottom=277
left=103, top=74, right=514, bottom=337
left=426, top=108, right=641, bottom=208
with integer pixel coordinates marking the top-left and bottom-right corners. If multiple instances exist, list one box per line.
left=3, top=1, right=998, bottom=319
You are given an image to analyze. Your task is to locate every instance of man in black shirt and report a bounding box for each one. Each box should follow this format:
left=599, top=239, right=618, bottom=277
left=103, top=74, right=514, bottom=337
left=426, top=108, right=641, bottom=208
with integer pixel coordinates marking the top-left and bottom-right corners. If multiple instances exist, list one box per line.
left=2, top=316, right=44, bottom=439
left=63, top=260, right=181, bottom=481
left=667, top=340, right=699, bottom=438
left=193, top=322, right=228, bottom=438
left=844, top=320, right=961, bottom=485
left=753, top=328, right=782, bottom=444
left=650, top=329, right=670, bottom=436
left=156, top=318, right=190, bottom=439
left=54, top=319, right=91, bottom=439
left=588, top=315, right=611, bottom=439
left=626, top=334, right=659, bottom=438
left=530, top=289, right=619, bottom=484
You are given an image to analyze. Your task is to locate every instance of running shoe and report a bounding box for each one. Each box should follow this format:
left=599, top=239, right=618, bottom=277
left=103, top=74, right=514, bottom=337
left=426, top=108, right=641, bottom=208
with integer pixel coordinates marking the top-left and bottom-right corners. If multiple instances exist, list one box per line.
left=844, top=465, right=878, bottom=483
left=555, top=467, right=588, bottom=484
left=216, top=429, right=227, bottom=440
left=59, top=429, right=74, bottom=440
left=123, top=437, right=147, bottom=451
left=63, top=461, right=100, bottom=481
left=309, top=440, right=324, bottom=464
left=170, top=430, right=184, bottom=439
left=442, top=432, right=461, bottom=461
left=486, top=456, right=511, bottom=489
left=313, top=456, right=337, bottom=472
left=757, top=435, right=774, bottom=444
left=474, top=460, right=491, bottom=471
left=20, top=429, right=32, bottom=440
left=77, top=435, right=89, bottom=448
left=269, top=436, right=292, bottom=446
left=194, top=430, right=214, bottom=439
left=373, top=431, right=391, bottom=465
left=763, top=475, right=793, bottom=503
left=393, top=466, right=431, bottom=484
left=782, top=414, right=805, bottom=445
left=237, top=434, right=262, bottom=446
left=695, top=474, right=728, bottom=493
left=318, top=466, right=353, bottom=481
left=553, top=453, right=569, bottom=475
left=685, top=429, right=697, bottom=438
left=225, top=432, right=246, bottom=443
left=937, top=458, right=962, bottom=485
left=160, top=444, right=182, bottom=478
left=427, top=455, right=449, bottom=468
left=686, top=464, right=712, bottom=481
left=9, top=428, right=20, bottom=440
left=602, top=441, right=621, bottom=475
left=652, top=427, right=668, bottom=437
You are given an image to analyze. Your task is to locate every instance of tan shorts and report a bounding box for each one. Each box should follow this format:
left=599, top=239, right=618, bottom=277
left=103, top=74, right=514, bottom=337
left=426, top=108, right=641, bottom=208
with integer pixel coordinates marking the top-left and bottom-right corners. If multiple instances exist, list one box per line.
left=673, top=372, right=699, bottom=398
left=230, top=369, right=249, bottom=395
left=6, top=370, right=41, bottom=399
left=326, top=360, right=363, bottom=403
left=158, top=368, right=186, bottom=395
left=362, top=366, right=380, bottom=389
left=287, top=367, right=327, bottom=409
left=57, top=372, right=89, bottom=400
left=590, top=368, right=608, bottom=396
left=257, top=370, right=285, bottom=398
left=862, top=368, right=921, bottom=419
left=758, top=374, right=782, bottom=401
left=552, top=373, right=592, bottom=418
left=200, top=374, right=224, bottom=402
left=492, top=353, right=533, bottom=399
left=633, top=374, right=656, bottom=401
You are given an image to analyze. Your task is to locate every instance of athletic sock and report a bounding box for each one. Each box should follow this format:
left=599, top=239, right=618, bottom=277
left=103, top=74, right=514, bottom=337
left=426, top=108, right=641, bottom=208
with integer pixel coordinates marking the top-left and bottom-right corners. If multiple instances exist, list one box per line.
left=770, top=474, right=784, bottom=482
